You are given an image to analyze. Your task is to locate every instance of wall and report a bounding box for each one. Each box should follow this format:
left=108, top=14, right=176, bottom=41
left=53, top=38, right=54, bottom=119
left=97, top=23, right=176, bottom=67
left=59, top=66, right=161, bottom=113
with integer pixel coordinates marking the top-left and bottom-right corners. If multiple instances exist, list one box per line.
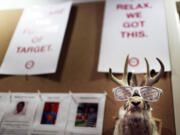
left=0, top=0, right=179, bottom=134
left=164, top=0, right=180, bottom=134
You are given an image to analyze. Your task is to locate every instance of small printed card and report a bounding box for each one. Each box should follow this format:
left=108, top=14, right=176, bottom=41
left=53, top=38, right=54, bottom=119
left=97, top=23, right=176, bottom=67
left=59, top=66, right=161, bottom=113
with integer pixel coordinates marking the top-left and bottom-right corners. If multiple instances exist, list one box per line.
left=0, top=93, right=39, bottom=135
left=0, top=2, right=72, bottom=75
left=98, top=0, right=171, bottom=73
left=31, top=93, right=71, bottom=135
left=66, top=93, right=106, bottom=135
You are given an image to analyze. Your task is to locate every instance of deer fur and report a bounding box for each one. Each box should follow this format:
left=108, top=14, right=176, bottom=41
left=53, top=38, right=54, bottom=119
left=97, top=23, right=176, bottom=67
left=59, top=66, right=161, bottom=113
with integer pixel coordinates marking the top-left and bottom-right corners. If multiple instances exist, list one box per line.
left=110, top=56, right=164, bottom=135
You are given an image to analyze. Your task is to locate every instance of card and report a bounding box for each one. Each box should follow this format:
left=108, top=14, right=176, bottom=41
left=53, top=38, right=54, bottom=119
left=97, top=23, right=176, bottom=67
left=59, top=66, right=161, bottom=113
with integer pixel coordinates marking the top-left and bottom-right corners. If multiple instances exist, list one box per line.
left=31, top=93, right=71, bottom=135
left=0, top=93, right=39, bottom=135
left=65, top=93, right=106, bottom=135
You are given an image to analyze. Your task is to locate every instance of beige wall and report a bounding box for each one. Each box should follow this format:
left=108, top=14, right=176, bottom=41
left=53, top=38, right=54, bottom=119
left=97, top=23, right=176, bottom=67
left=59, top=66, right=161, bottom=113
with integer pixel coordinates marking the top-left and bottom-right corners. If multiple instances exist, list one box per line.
left=0, top=0, right=180, bottom=134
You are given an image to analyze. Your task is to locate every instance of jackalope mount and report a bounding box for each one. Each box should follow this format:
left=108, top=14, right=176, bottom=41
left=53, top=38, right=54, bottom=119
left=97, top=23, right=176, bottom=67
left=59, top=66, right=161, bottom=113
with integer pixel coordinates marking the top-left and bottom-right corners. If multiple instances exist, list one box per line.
left=109, top=56, right=164, bottom=135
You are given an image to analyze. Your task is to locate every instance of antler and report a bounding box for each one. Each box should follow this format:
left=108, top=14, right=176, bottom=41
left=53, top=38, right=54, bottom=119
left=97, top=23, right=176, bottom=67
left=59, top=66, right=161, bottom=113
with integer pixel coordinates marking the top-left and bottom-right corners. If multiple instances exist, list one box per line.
left=130, top=73, right=138, bottom=87
left=109, top=55, right=129, bottom=86
left=144, top=58, right=164, bottom=86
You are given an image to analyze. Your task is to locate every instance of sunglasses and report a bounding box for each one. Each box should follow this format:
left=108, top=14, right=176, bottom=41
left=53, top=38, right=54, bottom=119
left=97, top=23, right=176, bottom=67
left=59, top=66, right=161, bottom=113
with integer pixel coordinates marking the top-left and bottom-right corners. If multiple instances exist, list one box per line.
left=113, top=86, right=163, bottom=102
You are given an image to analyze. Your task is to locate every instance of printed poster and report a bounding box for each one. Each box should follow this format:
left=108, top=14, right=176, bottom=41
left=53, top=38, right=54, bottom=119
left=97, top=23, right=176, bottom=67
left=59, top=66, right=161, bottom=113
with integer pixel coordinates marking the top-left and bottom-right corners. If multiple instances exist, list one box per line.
left=98, top=0, right=171, bottom=73
left=0, top=2, right=72, bottom=75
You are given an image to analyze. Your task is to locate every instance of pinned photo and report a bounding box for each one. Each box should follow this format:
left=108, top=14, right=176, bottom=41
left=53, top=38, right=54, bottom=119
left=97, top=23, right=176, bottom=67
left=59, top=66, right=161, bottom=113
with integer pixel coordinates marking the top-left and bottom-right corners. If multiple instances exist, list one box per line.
left=75, top=103, right=98, bottom=128
left=14, top=101, right=27, bottom=115
left=41, top=102, right=59, bottom=125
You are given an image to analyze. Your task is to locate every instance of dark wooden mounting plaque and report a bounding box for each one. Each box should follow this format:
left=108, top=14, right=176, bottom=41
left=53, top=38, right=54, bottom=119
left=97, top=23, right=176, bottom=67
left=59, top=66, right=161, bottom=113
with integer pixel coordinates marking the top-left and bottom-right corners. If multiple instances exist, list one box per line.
left=0, top=2, right=176, bottom=135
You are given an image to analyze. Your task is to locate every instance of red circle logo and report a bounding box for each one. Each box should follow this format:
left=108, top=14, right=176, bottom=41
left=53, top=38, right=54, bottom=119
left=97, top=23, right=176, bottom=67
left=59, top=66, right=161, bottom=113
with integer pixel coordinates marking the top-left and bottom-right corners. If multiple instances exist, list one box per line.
left=128, top=57, right=139, bottom=67
left=25, top=60, right=35, bottom=70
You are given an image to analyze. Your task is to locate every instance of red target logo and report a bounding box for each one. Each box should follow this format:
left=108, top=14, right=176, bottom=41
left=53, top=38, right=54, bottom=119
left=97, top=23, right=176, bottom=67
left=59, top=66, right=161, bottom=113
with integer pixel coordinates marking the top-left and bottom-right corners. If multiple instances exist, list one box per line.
left=128, top=57, right=139, bottom=67
left=25, top=60, right=35, bottom=70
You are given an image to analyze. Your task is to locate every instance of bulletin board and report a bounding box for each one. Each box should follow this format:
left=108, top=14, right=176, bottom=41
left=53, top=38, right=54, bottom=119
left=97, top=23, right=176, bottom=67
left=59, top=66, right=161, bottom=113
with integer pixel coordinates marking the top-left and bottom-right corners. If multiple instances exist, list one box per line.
left=0, top=2, right=176, bottom=135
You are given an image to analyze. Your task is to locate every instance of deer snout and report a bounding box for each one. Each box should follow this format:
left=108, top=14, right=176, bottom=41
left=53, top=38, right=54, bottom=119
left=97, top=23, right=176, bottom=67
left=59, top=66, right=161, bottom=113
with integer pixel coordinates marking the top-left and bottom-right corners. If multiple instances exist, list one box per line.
left=131, top=101, right=141, bottom=107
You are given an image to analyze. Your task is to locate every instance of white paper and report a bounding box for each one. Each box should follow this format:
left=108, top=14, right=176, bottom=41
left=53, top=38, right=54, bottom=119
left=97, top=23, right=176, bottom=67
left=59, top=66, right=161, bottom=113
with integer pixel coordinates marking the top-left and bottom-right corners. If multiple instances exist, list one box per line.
left=65, top=93, right=106, bottom=135
left=98, top=0, right=171, bottom=73
left=0, top=2, right=72, bottom=75
left=31, top=93, right=71, bottom=135
left=0, top=93, right=10, bottom=122
left=0, top=93, right=39, bottom=135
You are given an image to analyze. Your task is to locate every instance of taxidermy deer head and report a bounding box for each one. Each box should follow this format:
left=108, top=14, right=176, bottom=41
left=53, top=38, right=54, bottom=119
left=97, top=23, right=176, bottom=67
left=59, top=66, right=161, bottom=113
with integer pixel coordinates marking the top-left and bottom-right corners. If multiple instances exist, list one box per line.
left=110, top=55, right=164, bottom=135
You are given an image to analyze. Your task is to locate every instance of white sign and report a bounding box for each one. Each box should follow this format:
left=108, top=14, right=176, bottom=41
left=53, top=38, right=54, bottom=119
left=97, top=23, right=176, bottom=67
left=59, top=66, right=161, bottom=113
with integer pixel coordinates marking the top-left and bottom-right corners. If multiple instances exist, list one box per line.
left=0, top=2, right=72, bottom=75
left=98, top=0, right=171, bottom=73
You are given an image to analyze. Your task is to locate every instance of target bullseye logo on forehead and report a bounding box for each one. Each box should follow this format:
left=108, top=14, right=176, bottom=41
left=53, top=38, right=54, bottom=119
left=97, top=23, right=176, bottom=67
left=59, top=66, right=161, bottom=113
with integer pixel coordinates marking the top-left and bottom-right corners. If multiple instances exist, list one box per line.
left=113, top=86, right=162, bottom=102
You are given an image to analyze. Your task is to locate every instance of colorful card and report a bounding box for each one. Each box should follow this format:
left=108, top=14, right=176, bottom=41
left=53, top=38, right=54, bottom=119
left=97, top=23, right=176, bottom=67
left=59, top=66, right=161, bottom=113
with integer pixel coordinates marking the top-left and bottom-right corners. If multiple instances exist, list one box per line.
left=31, top=93, right=71, bottom=135
left=66, top=93, right=106, bottom=135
